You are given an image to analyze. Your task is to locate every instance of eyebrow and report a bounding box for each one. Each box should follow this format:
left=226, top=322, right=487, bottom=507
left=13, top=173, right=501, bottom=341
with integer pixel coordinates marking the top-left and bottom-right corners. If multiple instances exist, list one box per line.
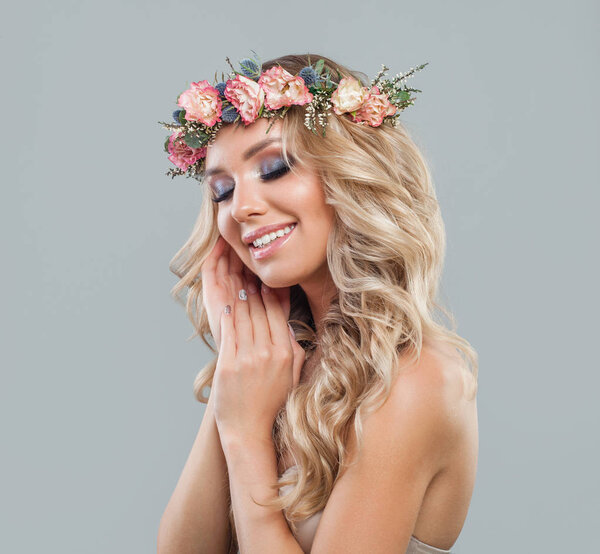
left=204, top=137, right=282, bottom=178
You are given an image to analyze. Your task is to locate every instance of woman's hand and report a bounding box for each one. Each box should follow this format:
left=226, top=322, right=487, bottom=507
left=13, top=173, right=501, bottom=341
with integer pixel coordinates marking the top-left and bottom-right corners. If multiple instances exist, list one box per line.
left=208, top=243, right=305, bottom=443
left=199, top=237, right=255, bottom=351
left=200, top=236, right=293, bottom=351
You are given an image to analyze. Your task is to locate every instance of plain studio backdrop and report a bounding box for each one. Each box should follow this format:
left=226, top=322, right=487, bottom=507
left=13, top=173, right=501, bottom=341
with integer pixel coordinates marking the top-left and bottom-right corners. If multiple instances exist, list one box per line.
left=1, top=1, right=598, bottom=552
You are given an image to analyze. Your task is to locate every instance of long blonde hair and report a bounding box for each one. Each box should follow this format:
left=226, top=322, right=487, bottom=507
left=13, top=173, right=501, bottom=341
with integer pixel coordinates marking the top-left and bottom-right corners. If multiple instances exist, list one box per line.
left=168, top=53, right=478, bottom=552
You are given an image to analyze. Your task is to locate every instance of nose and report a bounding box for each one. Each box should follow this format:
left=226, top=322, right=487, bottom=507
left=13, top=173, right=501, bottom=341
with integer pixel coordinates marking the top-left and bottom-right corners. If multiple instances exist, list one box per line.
left=230, top=175, right=267, bottom=223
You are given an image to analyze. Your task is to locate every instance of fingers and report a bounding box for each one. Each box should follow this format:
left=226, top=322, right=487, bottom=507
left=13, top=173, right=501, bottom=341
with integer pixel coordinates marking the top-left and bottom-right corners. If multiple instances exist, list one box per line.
left=245, top=276, right=270, bottom=349
left=201, top=236, right=227, bottom=287
left=215, top=239, right=230, bottom=283
left=260, top=283, right=290, bottom=347
left=233, top=275, right=254, bottom=352
left=289, top=330, right=306, bottom=388
left=273, top=286, right=291, bottom=320
left=228, top=238, right=244, bottom=275
left=220, top=303, right=236, bottom=361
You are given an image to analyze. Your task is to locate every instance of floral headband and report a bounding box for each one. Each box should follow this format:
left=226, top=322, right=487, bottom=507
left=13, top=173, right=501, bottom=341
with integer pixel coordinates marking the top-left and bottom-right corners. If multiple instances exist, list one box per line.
left=159, top=54, right=428, bottom=181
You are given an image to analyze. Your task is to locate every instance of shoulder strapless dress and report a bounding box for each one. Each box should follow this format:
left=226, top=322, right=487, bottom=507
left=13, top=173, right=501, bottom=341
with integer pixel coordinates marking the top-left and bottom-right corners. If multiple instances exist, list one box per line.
left=278, top=465, right=453, bottom=554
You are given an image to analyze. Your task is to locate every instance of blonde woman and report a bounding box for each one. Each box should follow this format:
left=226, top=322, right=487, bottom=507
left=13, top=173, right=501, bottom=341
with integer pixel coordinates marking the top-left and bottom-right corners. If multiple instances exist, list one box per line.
left=157, top=54, right=479, bottom=554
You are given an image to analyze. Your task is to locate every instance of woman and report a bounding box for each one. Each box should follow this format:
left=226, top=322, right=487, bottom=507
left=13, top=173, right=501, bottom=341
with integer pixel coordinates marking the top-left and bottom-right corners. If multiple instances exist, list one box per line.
left=157, top=53, right=479, bottom=554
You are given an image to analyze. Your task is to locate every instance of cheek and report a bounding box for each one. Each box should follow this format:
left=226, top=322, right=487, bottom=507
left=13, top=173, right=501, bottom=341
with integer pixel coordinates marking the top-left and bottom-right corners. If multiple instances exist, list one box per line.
left=216, top=210, right=230, bottom=238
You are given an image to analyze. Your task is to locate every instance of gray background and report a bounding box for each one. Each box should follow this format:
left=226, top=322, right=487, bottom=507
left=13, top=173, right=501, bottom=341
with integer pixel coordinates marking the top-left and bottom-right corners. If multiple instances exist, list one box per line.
left=2, top=0, right=598, bottom=552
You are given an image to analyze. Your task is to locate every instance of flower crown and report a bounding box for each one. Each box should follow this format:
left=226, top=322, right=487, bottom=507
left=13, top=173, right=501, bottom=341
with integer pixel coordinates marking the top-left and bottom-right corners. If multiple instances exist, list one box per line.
left=159, top=54, right=428, bottom=181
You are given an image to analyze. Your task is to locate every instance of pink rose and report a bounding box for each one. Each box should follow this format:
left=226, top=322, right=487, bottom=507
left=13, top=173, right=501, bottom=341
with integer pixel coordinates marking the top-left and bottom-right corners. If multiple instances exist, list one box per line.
left=352, top=86, right=396, bottom=126
left=330, top=76, right=369, bottom=115
left=167, top=132, right=207, bottom=171
left=224, top=74, right=265, bottom=125
left=258, top=66, right=313, bottom=110
left=177, top=80, right=222, bottom=126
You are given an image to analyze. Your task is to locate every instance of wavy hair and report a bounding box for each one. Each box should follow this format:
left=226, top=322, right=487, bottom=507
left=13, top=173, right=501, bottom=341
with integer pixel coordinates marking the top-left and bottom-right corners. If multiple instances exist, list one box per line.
left=168, top=53, right=478, bottom=553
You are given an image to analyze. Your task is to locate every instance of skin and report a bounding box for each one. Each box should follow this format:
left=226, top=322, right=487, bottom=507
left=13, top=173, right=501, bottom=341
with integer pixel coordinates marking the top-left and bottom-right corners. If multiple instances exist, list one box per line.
left=204, top=118, right=338, bottom=337
left=200, top=117, right=478, bottom=553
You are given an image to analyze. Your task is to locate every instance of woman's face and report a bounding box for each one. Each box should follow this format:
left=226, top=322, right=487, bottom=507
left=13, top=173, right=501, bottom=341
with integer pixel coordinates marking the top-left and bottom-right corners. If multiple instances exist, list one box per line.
left=204, top=118, right=335, bottom=289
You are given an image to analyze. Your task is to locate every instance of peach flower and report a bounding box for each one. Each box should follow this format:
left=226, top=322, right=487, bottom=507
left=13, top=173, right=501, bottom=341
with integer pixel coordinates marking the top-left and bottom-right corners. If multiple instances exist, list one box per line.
left=258, top=66, right=313, bottom=110
left=353, top=85, right=397, bottom=126
left=177, top=80, right=222, bottom=126
left=330, top=76, right=369, bottom=115
left=224, top=74, right=265, bottom=125
left=167, top=132, right=207, bottom=170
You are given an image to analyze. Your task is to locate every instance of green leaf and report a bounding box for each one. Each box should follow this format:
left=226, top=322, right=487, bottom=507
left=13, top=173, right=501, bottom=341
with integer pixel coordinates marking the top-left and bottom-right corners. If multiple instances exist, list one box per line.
left=164, top=136, right=171, bottom=153
left=178, top=110, right=187, bottom=124
left=183, top=132, right=205, bottom=149
left=395, top=91, right=411, bottom=102
left=314, top=58, right=325, bottom=75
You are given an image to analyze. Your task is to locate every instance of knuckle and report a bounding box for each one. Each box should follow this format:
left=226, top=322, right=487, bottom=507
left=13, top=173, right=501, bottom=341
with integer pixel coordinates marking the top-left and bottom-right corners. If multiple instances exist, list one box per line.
left=256, top=349, right=271, bottom=363
left=238, top=354, right=254, bottom=369
left=275, top=346, right=292, bottom=364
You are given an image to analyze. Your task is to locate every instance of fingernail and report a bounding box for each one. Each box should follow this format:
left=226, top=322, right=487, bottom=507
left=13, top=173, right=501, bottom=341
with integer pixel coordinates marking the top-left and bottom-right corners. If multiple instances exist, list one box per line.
left=224, top=304, right=231, bottom=315
left=238, top=289, right=248, bottom=301
left=287, top=323, right=295, bottom=339
left=247, top=281, right=258, bottom=294
left=261, top=283, right=270, bottom=294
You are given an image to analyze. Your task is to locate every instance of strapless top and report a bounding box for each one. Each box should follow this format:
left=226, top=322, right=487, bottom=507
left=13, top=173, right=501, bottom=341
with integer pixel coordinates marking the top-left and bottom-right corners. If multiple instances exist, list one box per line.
left=278, top=465, right=453, bottom=554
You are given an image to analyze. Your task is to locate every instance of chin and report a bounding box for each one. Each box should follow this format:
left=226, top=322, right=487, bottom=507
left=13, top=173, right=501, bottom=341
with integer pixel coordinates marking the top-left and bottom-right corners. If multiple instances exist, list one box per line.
left=248, top=263, right=301, bottom=290
left=256, top=274, right=298, bottom=290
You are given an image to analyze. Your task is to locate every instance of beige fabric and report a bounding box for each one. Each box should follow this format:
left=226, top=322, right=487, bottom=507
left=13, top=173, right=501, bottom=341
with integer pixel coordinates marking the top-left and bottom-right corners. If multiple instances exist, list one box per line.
left=279, top=465, right=452, bottom=554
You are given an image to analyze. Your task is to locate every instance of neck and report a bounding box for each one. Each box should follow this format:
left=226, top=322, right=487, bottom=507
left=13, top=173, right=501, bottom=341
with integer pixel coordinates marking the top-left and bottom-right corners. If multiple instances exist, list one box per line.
left=299, top=266, right=337, bottom=339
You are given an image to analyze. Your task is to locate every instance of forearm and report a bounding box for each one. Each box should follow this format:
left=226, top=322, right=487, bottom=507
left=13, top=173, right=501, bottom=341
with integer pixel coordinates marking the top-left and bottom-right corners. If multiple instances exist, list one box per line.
left=221, top=434, right=303, bottom=554
left=158, top=395, right=231, bottom=554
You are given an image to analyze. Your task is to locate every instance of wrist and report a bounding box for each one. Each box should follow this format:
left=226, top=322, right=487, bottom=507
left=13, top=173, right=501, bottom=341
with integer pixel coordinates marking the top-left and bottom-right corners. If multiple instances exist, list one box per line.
left=219, top=429, right=275, bottom=456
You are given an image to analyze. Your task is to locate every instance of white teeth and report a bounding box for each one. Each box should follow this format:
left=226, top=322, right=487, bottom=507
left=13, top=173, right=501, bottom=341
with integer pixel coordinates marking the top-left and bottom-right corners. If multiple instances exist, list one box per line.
left=252, top=223, right=295, bottom=248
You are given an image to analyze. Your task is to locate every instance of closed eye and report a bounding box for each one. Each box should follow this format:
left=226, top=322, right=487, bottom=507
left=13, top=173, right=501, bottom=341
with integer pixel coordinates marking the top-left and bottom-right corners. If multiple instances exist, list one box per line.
left=260, top=163, right=291, bottom=181
left=211, top=160, right=293, bottom=203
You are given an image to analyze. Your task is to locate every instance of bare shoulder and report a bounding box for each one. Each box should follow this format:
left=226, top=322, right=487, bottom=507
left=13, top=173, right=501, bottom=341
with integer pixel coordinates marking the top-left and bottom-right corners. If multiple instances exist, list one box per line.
left=311, top=339, right=478, bottom=551
left=340, top=335, right=479, bottom=490
left=370, top=338, right=478, bottom=458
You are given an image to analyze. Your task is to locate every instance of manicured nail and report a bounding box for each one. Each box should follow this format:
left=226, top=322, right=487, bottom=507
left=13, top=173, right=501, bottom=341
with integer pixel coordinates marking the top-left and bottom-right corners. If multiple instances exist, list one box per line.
left=247, top=281, right=258, bottom=294
left=224, top=304, right=231, bottom=315
left=287, top=323, right=296, bottom=339
left=238, top=289, right=248, bottom=301
left=261, top=283, right=270, bottom=294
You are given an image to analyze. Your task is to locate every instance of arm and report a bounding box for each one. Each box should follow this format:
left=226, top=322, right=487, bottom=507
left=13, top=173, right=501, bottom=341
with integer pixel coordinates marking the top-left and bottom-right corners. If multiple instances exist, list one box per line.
left=309, top=356, right=458, bottom=553
left=157, top=392, right=232, bottom=554
left=221, top=433, right=304, bottom=554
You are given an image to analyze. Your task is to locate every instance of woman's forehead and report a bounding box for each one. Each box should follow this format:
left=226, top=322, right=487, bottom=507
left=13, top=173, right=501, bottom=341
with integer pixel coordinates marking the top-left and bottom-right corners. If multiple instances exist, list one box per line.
left=205, top=120, right=283, bottom=168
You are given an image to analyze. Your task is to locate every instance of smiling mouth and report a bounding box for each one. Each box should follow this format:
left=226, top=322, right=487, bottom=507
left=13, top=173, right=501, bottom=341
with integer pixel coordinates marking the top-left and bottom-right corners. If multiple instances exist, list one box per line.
left=249, top=223, right=296, bottom=249
left=249, top=223, right=297, bottom=260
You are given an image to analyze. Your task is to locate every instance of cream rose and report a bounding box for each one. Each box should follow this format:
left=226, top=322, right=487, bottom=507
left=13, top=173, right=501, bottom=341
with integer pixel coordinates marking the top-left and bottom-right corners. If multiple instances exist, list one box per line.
left=330, top=76, right=369, bottom=115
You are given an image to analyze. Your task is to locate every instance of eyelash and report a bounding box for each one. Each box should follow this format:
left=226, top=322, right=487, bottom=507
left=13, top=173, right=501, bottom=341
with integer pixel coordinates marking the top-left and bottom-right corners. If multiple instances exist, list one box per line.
left=211, top=163, right=291, bottom=203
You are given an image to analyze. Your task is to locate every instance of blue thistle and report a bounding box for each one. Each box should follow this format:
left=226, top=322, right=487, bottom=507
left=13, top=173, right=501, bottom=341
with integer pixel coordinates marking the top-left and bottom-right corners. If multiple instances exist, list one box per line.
left=239, top=58, right=261, bottom=80
left=221, top=104, right=239, bottom=123
left=172, top=109, right=183, bottom=123
left=299, top=66, right=318, bottom=87
left=215, top=81, right=227, bottom=98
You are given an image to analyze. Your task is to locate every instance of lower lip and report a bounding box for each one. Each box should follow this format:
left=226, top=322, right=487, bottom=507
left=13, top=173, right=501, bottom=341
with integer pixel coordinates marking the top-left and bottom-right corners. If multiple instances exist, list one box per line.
left=249, top=224, right=297, bottom=260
